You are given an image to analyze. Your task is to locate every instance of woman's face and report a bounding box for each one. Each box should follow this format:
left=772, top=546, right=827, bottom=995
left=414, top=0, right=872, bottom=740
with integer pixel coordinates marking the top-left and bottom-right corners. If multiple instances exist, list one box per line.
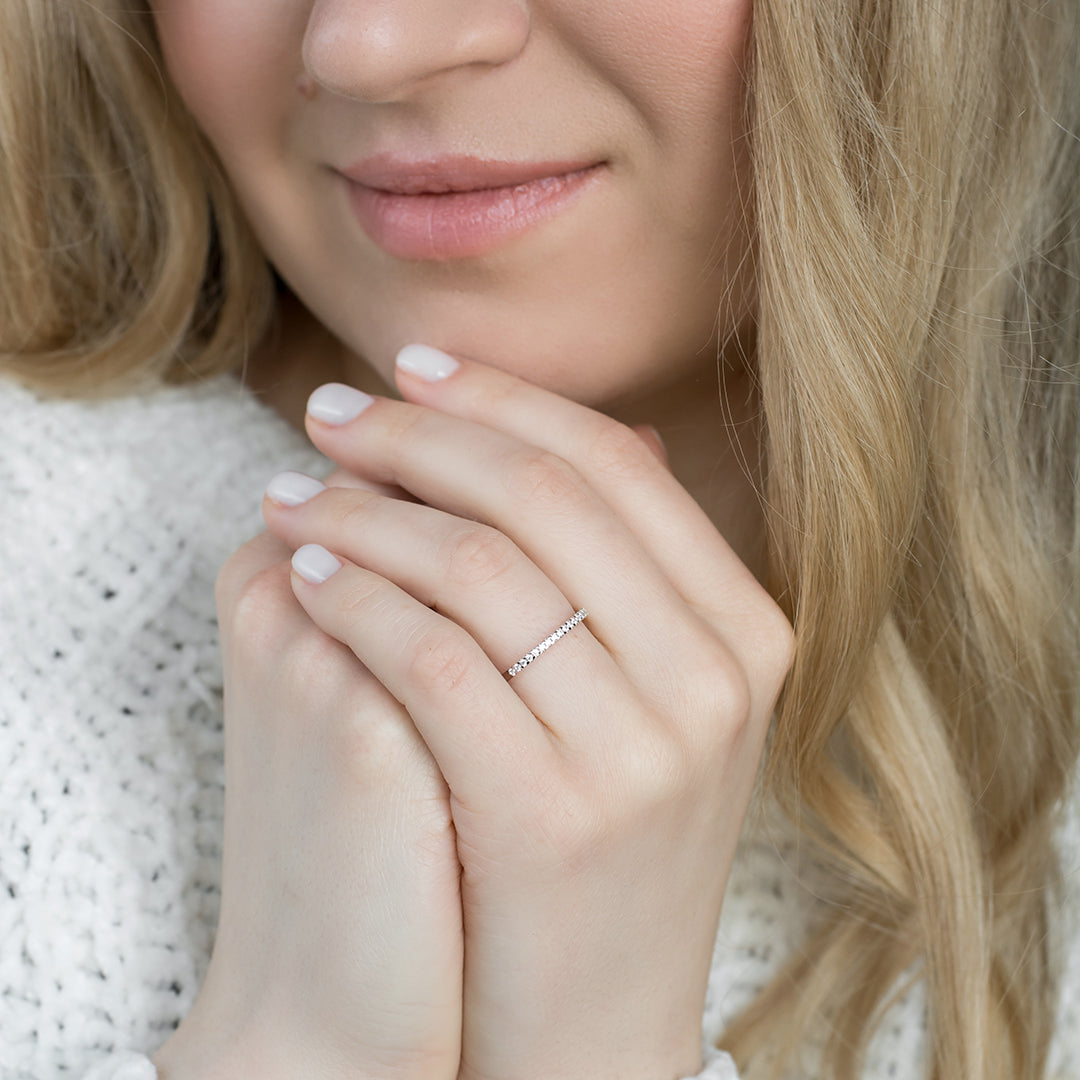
left=152, top=0, right=755, bottom=407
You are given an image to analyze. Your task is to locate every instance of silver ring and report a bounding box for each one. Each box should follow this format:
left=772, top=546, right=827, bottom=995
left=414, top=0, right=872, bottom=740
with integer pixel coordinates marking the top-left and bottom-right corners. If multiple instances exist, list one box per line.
left=506, top=609, right=588, bottom=678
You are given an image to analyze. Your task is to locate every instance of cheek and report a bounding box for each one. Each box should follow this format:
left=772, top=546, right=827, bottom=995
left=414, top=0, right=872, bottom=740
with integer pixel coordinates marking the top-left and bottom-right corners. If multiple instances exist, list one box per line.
left=562, top=0, right=753, bottom=136
left=152, top=0, right=302, bottom=154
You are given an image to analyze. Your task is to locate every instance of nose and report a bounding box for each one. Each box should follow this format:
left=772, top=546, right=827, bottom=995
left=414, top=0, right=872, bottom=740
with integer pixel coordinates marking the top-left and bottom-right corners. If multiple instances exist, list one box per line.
left=302, top=0, right=531, bottom=102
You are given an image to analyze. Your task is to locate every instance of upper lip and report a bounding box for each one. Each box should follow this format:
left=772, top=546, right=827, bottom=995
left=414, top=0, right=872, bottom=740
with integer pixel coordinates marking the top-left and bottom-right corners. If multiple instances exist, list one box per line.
left=338, top=153, right=603, bottom=195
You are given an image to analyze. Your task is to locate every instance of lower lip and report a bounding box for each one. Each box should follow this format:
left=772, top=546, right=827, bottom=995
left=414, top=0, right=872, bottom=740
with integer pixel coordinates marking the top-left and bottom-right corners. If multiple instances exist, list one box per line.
left=344, top=165, right=604, bottom=261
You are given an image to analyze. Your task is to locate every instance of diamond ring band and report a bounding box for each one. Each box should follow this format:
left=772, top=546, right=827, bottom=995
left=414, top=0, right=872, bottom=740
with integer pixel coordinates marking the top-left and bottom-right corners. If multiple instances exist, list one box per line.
left=505, top=609, right=589, bottom=678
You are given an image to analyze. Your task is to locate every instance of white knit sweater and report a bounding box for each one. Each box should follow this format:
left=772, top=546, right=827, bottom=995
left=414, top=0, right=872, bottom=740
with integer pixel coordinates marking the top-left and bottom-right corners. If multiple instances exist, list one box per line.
left=1, top=373, right=1078, bottom=1080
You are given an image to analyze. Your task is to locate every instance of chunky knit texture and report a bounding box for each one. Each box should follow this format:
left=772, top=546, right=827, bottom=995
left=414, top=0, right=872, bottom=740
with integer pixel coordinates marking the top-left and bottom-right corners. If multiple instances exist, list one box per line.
left=1, top=373, right=1077, bottom=1079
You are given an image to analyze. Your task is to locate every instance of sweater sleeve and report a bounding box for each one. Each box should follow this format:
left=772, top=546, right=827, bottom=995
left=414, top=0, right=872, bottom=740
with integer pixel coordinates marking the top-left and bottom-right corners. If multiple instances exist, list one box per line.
left=5, top=373, right=1077, bottom=1080
left=0, top=375, right=327, bottom=1078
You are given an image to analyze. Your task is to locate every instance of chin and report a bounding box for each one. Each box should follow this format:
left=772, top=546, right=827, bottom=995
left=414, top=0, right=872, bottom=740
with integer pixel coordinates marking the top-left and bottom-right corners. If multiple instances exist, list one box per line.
left=429, top=345, right=662, bottom=410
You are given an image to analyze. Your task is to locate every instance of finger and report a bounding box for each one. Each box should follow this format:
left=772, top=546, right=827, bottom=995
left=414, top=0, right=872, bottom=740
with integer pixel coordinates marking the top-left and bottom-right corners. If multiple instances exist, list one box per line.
left=324, top=464, right=406, bottom=496
left=263, top=476, right=633, bottom=740
left=630, top=424, right=671, bottom=470
left=287, top=543, right=557, bottom=808
left=389, top=349, right=790, bottom=712
left=389, top=348, right=765, bottom=623
left=214, top=529, right=294, bottom=622
left=302, top=389, right=723, bottom=702
left=323, top=466, right=418, bottom=502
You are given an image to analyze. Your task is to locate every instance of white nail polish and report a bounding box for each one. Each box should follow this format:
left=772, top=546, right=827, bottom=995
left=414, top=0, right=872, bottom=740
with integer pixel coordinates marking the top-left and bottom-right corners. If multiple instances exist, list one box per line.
left=307, top=383, right=375, bottom=425
left=265, top=471, right=326, bottom=507
left=292, top=544, right=342, bottom=584
left=395, top=344, right=461, bottom=382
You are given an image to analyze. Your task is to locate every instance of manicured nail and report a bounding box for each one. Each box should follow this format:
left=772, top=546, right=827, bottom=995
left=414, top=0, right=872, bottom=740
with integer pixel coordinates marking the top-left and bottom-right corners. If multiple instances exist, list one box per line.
left=292, top=544, right=342, bottom=584
left=396, top=344, right=461, bottom=382
left=265, top=471, right=326, bottom=507
left=307, top=383, right=375, bottom=425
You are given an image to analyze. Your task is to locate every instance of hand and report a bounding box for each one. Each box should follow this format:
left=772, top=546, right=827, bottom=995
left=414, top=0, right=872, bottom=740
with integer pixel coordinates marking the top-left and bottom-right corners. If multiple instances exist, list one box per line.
left=152, top=526, right=464, bottom=1080
left=261, top=350, right=794, bottom=1080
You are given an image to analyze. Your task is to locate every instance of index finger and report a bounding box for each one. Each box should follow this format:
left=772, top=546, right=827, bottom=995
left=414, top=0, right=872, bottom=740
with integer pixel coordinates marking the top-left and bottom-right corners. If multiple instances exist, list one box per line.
left=390, top=346, right=767, bottom=623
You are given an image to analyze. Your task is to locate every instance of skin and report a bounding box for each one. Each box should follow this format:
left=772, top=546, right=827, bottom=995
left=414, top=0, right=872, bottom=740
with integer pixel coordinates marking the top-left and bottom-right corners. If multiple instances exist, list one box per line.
left=148, top=3, right=793, bottom=1079
left=151, top=0, right=764, bottom=571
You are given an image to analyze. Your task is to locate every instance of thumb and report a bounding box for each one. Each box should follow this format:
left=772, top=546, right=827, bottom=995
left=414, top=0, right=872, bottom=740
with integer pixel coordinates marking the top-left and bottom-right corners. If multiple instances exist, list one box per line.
left=630, top=423, right=671, bottom=471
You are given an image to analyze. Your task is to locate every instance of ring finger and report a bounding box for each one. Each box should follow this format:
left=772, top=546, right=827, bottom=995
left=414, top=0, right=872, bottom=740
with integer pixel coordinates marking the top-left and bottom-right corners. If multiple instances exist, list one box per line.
left=303, top=394, right=725, bottom=705
left=262, top=472, right=635, bottom=740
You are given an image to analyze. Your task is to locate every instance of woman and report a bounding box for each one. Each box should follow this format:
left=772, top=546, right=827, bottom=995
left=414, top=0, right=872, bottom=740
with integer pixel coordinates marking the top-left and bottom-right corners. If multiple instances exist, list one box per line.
left=1, top=1, right=1077, bottom=1078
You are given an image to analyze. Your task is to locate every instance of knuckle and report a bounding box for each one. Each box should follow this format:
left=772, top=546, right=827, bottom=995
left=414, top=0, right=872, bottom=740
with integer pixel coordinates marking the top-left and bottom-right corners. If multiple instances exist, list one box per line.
left=509, top=448, right=585, bottom=509
left=741, top=584, right=795, bottom=666
left=482, top=373, right=527, bottom=414
left=332, top=487, right=379, bottom=535
left=443, top=526, right=518, bottom=590
left=221, top=562, right=295, bottom=651
left=334, top=573, right=387, bottom=621
left=381, top=405, right=429, bottom=459
left=278, top=623, right=353, bottom=688
left=333, top=698, right=435, bottom=789
left=583, top=420, right=659, bottom=483
left=214, top=561, right=241, bottom=621
left=683, top=642, right=753, bottom=743
left=763, top=604, right=797, bottom=683
left=405, top=628, right=483, bottom=699
left=214, top=532, right=287, bottom=619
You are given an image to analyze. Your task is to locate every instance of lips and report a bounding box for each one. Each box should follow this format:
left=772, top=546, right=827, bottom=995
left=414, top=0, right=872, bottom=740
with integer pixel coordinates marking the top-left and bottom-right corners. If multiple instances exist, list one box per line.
left=340, top=153, right=602, bottom=194
left=339, top=153, right=606, bottom=260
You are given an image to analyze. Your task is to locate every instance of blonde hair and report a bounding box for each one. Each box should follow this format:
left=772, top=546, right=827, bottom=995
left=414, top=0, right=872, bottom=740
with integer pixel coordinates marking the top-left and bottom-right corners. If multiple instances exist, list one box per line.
left=2, top=1, right=1078, bottom=1078
left=0, top=1, right=271, bottom=395
left=724, top=0, right=1080, bottom=1077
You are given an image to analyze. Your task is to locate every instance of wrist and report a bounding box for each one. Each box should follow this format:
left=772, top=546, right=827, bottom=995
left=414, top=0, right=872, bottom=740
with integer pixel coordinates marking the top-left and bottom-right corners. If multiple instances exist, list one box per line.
left=154, top=1022, right=457, bottom=1080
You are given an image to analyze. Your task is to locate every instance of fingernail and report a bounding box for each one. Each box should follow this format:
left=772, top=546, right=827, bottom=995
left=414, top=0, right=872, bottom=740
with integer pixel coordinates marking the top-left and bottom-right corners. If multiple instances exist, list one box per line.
left=395, top=344, right=461, bottom=382
left=307, top=383, right=375, bottom=425
left=265, top=471, right=326, bottom=507
left=292, top=543, right=342, bottom=584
